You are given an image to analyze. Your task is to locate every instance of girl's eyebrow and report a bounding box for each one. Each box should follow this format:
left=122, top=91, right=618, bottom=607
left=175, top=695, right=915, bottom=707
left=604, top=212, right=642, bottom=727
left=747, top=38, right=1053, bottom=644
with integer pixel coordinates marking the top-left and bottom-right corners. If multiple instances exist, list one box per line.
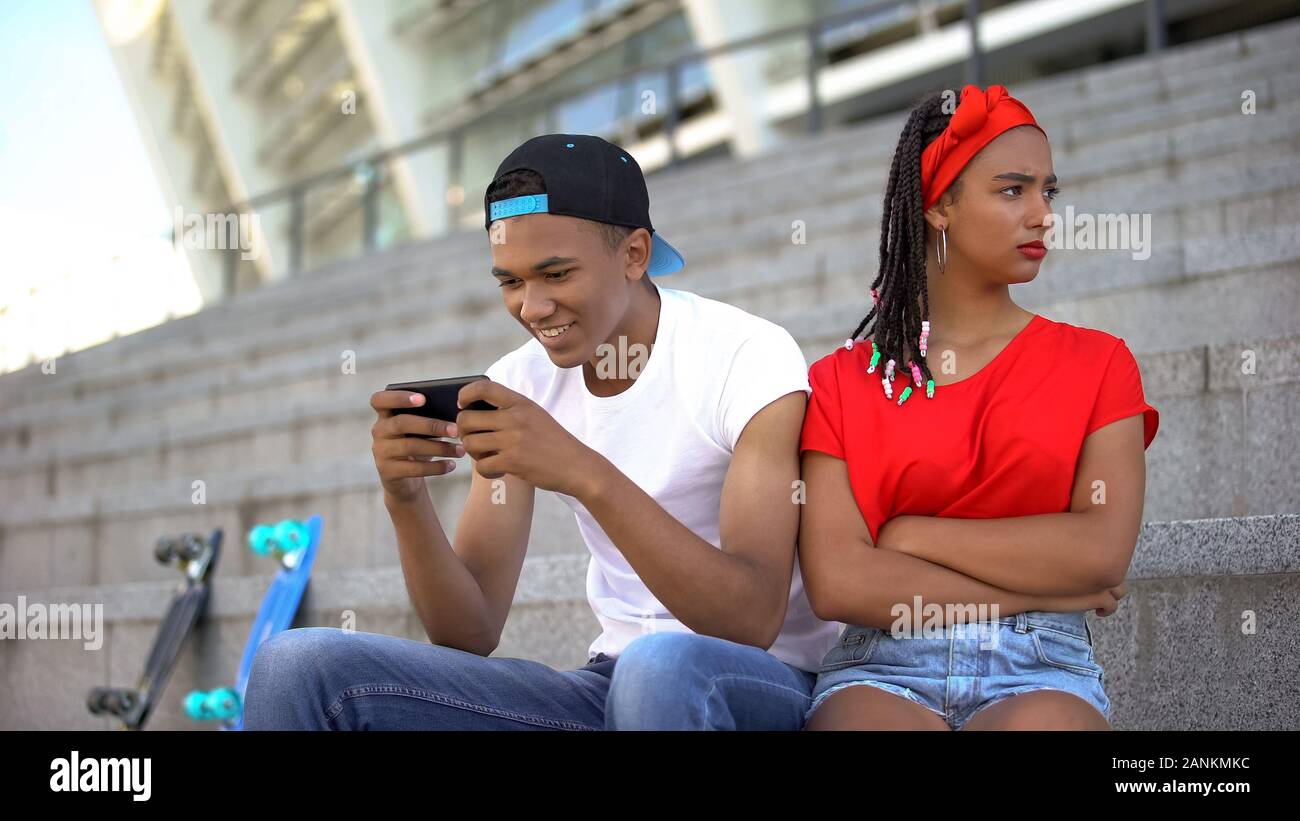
left=992, top=172, right=1058, bottom=185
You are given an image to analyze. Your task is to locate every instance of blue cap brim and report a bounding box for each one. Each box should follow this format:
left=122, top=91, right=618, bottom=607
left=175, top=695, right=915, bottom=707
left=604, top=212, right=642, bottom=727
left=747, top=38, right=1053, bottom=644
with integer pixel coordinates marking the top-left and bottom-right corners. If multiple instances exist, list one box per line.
left=488, top=193, right=682, bottom=276
left=648, top=233, right=684, bottom=277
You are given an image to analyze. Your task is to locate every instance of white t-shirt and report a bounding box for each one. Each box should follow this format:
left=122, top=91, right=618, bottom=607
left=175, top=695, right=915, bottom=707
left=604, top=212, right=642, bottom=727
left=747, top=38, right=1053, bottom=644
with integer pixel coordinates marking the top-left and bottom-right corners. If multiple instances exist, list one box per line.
left=484, top=285, right=842, bottom=672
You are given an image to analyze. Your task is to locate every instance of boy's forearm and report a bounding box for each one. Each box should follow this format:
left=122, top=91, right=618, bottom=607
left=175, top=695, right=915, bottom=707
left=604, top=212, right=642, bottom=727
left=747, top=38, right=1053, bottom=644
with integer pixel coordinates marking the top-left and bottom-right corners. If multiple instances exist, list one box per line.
left=384, top=490, right=498, bottom=654
left=574, top=458, right=788, bottom=647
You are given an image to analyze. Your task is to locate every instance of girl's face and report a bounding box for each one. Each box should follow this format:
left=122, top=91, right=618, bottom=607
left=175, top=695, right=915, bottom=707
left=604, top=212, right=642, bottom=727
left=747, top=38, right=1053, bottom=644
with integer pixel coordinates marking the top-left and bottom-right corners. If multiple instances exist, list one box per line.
left=925, top=125, right=1058, bottom=286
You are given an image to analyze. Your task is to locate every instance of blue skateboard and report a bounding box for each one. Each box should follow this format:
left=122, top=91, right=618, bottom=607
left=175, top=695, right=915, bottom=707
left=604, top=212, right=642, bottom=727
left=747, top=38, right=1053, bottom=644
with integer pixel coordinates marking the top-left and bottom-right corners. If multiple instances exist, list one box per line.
left=183, top=515, right=321, bottom=729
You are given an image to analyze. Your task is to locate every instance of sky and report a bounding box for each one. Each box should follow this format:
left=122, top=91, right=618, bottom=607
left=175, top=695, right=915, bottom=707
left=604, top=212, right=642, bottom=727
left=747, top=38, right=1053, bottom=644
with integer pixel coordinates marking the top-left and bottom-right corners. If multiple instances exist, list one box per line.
left=0, top=0, right=200, bottom=374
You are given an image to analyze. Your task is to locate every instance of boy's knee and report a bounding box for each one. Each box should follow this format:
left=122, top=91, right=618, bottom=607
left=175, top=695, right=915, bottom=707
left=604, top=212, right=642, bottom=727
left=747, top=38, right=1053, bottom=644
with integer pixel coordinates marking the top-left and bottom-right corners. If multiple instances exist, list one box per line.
left=244, top=627, right=347, bottom=729
left=606, top=633, right=716, bottom=728
left=251, top=627, right=339, bottom=679
left=615, top=633, right=715, bottom=679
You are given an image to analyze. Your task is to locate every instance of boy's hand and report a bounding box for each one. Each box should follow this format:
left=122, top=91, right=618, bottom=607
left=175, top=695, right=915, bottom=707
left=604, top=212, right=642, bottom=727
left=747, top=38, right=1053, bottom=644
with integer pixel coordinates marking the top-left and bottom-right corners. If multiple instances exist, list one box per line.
left=456, top=379, right=605, bottom=497
left=370, top=389, right=465, bottom=505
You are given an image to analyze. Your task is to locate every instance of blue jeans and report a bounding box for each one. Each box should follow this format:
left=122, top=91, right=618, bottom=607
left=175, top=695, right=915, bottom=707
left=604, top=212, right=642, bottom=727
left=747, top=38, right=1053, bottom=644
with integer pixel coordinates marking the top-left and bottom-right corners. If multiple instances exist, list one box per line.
left=243, top=627, right=816, bottom=730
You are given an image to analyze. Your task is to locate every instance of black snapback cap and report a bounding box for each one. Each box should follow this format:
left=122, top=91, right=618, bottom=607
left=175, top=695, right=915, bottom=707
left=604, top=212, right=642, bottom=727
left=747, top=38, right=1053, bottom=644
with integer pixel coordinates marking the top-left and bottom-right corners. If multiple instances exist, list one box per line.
left=484, top=133, right=684, bottom=277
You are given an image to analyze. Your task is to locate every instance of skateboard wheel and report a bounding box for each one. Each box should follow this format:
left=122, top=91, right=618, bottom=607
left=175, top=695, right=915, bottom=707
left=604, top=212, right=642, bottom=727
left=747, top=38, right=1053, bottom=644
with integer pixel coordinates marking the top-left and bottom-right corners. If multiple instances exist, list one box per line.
left=248, top=524, right=275, bottom=556
left=184, top=689, right=209, bottom=720
left=154, top=536, right=178, bottom=564
left=87, top=686, right=108, bottom=714
left=178, top=533, right=206, bottom=561
left=104, top=688, right=135, bottom=715
left=272, top=519, right=308, bottom=552
left=209, top=688, right=241, bottom=720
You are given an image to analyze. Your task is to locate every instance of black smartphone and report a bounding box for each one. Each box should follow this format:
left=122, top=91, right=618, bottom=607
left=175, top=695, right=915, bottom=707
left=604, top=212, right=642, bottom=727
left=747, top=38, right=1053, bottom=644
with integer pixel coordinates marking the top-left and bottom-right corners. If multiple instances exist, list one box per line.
left=385, top=375, right=497, bottom=423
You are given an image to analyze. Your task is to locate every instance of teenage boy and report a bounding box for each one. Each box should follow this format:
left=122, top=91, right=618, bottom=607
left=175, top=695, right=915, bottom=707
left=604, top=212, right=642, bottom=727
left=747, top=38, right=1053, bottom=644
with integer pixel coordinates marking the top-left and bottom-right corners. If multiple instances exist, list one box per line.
left=244, top=134, right=839, bottom=730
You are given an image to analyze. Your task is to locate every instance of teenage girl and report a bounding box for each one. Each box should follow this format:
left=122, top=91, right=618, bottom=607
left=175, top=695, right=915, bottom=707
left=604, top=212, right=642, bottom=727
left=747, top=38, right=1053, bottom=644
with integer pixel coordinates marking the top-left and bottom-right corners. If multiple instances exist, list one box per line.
left=798, top=85, right=1159, bottom=730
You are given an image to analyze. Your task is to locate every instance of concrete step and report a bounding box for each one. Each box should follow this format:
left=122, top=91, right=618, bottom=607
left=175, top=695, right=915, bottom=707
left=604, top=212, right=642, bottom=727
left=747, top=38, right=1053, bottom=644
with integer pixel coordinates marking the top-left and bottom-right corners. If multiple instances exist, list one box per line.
left=5, top=124, right=1300, bottom=448
left=2, top=334, right=1296, bottom=594
left=2, top=226, right=1296, bottom=480
left=1100, top=513, right=1299, bottom=730
left=0, top=551, right=594, bottom=730
left=2, top=207, right=1297, bottom=480
left=0, top=459, right=587, bottom=591
left=654, top=53, right=1300, bottom=228
left=2, top=513, right=1294, bottom=729
left=646, top=15, right=1300, bottom=194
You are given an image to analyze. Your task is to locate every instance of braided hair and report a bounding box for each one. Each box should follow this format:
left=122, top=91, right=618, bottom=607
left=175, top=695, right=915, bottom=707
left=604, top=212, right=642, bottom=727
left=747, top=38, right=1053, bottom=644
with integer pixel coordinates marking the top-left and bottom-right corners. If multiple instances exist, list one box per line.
left=848, top=92, right=960, bottom=401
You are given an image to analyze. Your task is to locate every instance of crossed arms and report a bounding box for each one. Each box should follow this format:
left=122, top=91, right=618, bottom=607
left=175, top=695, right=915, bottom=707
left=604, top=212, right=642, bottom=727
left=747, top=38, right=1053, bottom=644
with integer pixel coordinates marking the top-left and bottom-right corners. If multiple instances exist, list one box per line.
left=798, top=413, right=1146, bottom=629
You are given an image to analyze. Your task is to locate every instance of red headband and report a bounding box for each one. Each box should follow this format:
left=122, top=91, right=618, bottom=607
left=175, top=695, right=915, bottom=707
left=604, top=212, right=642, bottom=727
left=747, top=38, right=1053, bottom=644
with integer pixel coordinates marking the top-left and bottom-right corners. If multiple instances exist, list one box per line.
left=920, top=84, right=1045, bottom=211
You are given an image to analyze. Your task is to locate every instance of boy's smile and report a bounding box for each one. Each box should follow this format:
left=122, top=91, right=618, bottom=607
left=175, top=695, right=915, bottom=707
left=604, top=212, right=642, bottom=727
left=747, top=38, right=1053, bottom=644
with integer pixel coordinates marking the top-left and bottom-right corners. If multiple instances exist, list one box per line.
left=488, top=211, right=658, bottom=394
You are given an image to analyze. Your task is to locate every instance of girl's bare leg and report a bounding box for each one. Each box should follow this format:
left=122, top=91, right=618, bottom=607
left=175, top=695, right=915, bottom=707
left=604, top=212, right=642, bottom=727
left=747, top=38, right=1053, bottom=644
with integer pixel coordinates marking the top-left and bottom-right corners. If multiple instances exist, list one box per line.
left=961, top=690, right=1111, bottom=730
left=805, top=685, right=951, bottom=730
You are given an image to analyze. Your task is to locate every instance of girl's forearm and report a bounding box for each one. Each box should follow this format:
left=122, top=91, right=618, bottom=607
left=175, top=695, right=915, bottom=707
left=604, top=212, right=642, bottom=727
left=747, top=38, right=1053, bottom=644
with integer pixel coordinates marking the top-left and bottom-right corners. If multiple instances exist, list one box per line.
left=881, top=513, right=1124, bottom=597
left=818, top=541, right=1100, bottom=630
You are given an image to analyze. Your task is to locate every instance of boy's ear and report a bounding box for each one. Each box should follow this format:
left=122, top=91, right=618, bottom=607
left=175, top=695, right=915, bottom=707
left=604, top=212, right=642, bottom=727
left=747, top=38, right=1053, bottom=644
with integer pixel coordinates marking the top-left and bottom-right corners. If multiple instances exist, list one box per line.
left=625, top=227, right=653, bottom=280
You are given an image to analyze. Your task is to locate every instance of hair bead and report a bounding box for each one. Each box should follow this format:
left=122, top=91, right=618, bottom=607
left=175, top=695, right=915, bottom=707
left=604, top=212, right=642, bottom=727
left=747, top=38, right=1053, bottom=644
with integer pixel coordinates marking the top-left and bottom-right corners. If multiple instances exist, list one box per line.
left=909, top=360, right=923, bottom=387
left=842, top=92, right=956, bottom=408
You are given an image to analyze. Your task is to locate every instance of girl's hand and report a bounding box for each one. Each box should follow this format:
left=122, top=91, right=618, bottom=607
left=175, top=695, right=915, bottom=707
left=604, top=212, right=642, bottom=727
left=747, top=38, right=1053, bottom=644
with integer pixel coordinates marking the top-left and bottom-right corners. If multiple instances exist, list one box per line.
left=1037, top=582, right=1127, bottom=616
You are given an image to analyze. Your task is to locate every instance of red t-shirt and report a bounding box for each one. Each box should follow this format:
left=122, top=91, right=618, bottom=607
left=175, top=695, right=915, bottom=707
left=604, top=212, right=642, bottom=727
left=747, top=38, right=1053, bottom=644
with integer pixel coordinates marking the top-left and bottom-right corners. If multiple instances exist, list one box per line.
left=800, top=314, right=1159, bottom=544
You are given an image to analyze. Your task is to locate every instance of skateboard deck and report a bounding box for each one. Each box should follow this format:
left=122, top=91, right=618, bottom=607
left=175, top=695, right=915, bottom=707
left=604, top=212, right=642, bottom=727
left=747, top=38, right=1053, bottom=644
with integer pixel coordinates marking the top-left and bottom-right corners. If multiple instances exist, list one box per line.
left=87, top=528, right=223, bottom=730
left=184, top=515, right=321, bottom=729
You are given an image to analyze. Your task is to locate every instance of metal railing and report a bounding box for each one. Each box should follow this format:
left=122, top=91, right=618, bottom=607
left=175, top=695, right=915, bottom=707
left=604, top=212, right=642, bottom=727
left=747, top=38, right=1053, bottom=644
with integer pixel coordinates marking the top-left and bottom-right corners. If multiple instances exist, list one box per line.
left=210, top=0, right=1167, bottom=292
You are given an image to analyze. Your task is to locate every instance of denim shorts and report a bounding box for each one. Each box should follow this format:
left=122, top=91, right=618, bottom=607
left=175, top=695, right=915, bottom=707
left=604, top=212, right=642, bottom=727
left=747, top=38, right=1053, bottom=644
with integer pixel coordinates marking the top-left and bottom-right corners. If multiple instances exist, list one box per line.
left=806, top=610, right=1110, bottom=730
